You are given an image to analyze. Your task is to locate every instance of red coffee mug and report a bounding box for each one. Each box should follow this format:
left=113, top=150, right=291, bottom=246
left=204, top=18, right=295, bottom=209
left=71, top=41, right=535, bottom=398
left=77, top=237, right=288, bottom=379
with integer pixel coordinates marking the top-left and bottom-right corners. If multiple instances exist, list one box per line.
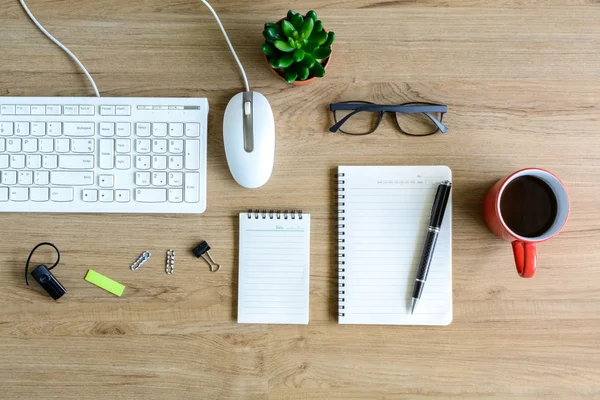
left=483, top=168, right=570, bottom=278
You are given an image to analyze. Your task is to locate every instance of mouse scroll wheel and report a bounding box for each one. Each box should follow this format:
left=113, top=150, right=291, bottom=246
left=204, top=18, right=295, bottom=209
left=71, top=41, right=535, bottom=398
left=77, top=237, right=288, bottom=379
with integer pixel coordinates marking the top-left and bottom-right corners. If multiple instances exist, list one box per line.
left=244, top=101, right=251, bottom=116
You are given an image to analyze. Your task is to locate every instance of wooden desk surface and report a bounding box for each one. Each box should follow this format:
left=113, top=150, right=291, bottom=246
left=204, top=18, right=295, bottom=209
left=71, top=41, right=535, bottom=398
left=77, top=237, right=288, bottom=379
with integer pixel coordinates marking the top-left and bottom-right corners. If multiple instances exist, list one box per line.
left=1, top=1, right=599, bottom=398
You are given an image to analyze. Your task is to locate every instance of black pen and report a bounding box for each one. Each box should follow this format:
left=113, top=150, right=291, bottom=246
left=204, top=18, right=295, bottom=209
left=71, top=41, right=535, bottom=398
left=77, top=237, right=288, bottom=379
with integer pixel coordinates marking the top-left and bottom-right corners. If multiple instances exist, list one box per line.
left=411, top=181, right=452, bottom=314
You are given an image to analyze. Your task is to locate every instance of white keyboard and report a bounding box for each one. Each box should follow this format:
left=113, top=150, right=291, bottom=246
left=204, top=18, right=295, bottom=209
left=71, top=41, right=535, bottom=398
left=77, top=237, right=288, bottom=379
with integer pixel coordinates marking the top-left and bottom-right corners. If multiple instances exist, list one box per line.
left=0, top=97, right=208, bottom=213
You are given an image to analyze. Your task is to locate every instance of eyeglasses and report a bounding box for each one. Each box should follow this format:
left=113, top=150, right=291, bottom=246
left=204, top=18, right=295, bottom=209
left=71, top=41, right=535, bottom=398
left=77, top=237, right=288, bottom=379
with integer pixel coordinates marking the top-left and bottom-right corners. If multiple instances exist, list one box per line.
left=329, top=101, right=448, bottom=136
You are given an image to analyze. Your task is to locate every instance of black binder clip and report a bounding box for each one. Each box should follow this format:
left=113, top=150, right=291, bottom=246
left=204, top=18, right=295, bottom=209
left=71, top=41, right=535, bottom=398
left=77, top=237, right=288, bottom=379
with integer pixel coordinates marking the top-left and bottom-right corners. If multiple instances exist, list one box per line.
left=192, top=241, right=221, bottom=272
left=25, top=242, right=66, bottom=300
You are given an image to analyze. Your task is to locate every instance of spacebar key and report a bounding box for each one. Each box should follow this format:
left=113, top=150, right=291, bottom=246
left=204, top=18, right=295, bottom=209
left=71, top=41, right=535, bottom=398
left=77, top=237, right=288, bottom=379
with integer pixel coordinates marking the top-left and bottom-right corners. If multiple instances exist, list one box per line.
left=135, top=188, right=167, bottom=203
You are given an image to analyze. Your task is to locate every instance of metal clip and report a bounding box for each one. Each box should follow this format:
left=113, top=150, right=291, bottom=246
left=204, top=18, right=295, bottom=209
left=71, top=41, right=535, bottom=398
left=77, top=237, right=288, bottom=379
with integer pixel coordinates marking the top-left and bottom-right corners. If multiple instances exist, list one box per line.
left=166, top=250, right=175, bottom=275
left=131, top=251, right=151, bottom=271
left=192, top=241, right=221, bottom=272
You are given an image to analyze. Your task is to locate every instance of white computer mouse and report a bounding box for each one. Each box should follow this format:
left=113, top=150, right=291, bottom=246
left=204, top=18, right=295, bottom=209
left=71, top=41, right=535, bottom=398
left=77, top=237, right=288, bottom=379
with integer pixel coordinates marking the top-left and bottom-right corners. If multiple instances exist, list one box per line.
left=223, top=91, right=275, bottom=188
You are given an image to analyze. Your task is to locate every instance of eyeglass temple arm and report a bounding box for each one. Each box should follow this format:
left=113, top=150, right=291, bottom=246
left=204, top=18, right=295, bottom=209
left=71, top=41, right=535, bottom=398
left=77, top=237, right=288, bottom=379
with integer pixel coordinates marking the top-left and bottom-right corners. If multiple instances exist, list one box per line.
left=423, top=112, right=449, bottom=133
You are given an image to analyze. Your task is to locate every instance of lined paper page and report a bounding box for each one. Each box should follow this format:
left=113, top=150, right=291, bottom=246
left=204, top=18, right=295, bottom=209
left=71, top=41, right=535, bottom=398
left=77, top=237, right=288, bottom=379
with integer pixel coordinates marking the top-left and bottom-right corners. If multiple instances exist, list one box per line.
left=339, top=166, right=452, bottom=325
left=237, top=212, right=311, bottom=324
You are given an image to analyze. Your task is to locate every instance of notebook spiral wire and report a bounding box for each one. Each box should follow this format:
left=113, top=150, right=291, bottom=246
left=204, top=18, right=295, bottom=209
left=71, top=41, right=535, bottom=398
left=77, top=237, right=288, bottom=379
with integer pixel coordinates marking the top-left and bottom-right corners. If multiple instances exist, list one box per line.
left=247, top=209, right=303, bottom=220
left=335, top=173, right=346, bottom=317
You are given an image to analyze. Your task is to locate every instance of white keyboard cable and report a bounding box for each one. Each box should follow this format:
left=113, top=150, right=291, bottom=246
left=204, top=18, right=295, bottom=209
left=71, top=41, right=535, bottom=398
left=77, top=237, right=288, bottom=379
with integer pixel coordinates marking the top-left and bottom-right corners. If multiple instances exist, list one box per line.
left=18, top=0, right=101, bottom=97
left=200, top=0, right=250, bottom=92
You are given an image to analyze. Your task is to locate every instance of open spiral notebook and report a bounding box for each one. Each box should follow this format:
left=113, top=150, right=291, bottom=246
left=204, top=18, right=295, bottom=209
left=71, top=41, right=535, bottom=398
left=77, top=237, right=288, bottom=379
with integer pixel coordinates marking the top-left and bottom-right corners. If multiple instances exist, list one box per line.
left=337, top=166, right=453, bottom=325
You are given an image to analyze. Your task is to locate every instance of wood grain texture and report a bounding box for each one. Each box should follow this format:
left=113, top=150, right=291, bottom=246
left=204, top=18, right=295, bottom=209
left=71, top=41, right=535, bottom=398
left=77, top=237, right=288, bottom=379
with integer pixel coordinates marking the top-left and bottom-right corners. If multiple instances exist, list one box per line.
left=1, top=0, right=600, bottom=398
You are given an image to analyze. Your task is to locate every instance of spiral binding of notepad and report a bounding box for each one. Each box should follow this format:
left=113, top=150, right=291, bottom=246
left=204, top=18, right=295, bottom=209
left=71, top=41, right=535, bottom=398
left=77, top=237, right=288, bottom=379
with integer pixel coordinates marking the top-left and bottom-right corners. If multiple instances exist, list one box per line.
left=335, top=172, right=346, bottom=318
left=246, top=209, right=303, bottom=220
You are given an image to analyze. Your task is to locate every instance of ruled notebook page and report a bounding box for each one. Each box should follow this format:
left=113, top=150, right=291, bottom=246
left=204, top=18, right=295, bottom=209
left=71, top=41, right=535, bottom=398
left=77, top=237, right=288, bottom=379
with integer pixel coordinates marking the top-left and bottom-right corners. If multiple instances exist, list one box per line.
left=237, top=213, right=310, bottom=324
left=339, top=166, right=452, bottom=325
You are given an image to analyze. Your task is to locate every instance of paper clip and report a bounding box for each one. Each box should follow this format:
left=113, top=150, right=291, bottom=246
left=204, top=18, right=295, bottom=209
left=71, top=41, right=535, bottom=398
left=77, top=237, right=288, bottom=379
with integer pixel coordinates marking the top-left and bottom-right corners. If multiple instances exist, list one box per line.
left=192, top=241, right=221, bottom=272
left=166, top=250, right=175, bottom=275
left=131, top=251, right=151, bottom=271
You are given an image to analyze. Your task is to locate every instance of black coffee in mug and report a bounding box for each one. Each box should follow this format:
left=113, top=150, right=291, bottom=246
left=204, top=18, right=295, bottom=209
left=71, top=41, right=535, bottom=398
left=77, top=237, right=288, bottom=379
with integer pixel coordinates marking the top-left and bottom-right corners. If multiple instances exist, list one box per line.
left=500, top=176, right=558, bottom=238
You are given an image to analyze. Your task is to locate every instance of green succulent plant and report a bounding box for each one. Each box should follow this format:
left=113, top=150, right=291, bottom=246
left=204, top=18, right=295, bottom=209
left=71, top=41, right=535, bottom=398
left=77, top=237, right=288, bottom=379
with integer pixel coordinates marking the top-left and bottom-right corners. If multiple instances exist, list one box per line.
left=262, top=10, right=335, bottom=83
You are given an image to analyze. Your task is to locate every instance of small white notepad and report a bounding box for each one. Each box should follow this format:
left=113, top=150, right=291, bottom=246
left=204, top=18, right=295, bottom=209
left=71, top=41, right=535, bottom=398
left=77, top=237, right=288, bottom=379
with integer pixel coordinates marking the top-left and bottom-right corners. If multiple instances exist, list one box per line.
left=338, top=166, right=452, bottom=325
left=238, top=210, right=310, bottom=324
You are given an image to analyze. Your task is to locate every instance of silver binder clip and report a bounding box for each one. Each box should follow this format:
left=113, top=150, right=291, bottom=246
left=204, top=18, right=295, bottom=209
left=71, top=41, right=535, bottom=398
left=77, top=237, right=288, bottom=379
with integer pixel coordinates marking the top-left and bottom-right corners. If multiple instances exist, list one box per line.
left=192, top=241, right=221, bottom=272
left=131, top=251, right=151, bottom=271
left=166, top=250, right=175, bottom=275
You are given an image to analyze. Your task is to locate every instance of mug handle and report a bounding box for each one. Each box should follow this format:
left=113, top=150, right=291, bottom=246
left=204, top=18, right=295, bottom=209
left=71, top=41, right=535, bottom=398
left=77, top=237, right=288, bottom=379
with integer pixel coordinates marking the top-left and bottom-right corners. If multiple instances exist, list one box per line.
left=511, top=241, right=537, bottom=278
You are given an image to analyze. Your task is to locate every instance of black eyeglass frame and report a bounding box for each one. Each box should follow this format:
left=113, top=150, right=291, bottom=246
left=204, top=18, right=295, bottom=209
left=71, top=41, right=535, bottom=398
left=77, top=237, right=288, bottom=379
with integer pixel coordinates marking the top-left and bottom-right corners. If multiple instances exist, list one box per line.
left=329, top=101, right=449, bottom=136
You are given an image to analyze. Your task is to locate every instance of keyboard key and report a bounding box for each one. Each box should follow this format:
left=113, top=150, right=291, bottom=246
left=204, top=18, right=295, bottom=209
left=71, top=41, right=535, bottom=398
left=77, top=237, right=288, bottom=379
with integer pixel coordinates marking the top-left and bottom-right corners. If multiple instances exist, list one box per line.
left=136, top=122, right=150, bottom=137
left=15, top=122, right=30, bottom=136
left=184, top=172, right=200, bottom=203
left=0, top=122, right=13, bottom=136
left=99, top=139, right=115, bottom=169
left=116, top=123, right=131, bottom=137
left=153, top=139, right=167, bottom=153
left=55, top=138, right=70, bottom=153
left=168, top=188, right=183, bottom=203
left=10, top=187, right=28, bottom=201
left=100, top=122, right=115, bottom=137
left=31, top=122, right=46, bottom=136
left=10, top=154, right=25, bottom=168
left=46, top=105, right=61, bottom=115
left=51, top=171, right=94, bottom=186
left=185, top=140, right=200, bottom=170
left=47, top=122, right=62, bottom=136
left=99, top=190, right=114, bottom=202
left=71, top=138, right=94, bottom=153
left=169, top=155, right=183, bottom=170
left=136, top=139, right=151, bottom=153
left=152, top=123, right=167, bottom=137
left=1, top=105, right=15, bottom=115
left=152, top=155, right=167, bottom=170
left=30, top=187, right=49, bottom=202
left=116, top=106, right=131, bottom=116
left=43, top=155, right=58, bottom=169
left=79, top=105, right=94, bottom=116
left=185, top=123, right=200, bottom=137
left=169, top=123, right=183, bottom=137
left=31, top=105, right=46, bottom=115
left=136, top=156, right=151, bottom=170
left=116, top=139, right=131, bottom=153
left=7, top=138, right=21, bottom=152
left=99, top=175, right=114, bottom=188
left=0, top=155, right=8, bottom=169
left=0, top=187, right=8, bottom=201
left=152, top=172, right=167, bottom=186
left=18, top=171, right=33, bottom=185
left=2, top=171, right=17, bottom=185
left=115, top=189, right=130, bottom=202
left=136, top=172, right=151, bottom=186
left=27, top=155, right=42, bottom=169
left=100, top=105, right=115, bottom=115
left=16, top=105, right=31, bottom=115
left=50, top=187, right=74, bottom=202
left=115, top=155, right=130, bottom=170
left=0, top=138, right=4, bottom=152
left=169, top=139, right=183, bottom=153
left=135, top=188, right=167, bottom=203
left=64, top=122, right=94, bottom=137
left=22, top=138, right=37, bottom=153
left=59, top=155, right=94, bottom=169
left=82, top=189, right=98, bottom=202
left=64, top=105, right=79, bottom=115
left=34, top=171, right=49, bottom=185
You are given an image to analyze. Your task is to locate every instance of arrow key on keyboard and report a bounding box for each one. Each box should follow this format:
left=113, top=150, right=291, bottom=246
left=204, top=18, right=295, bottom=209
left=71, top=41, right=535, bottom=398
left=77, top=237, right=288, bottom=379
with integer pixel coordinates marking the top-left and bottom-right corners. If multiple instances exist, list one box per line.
left=82, top=189, right=98, bottom=202
left=99, top=190, right=114, bottom=202
left=115, top=189, right=130, bottom=202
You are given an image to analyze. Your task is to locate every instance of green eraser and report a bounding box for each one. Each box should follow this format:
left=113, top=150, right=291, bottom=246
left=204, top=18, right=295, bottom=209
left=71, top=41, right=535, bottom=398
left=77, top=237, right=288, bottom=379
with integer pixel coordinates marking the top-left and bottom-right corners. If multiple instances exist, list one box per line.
left=85, top=269, right=125, bottom=297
